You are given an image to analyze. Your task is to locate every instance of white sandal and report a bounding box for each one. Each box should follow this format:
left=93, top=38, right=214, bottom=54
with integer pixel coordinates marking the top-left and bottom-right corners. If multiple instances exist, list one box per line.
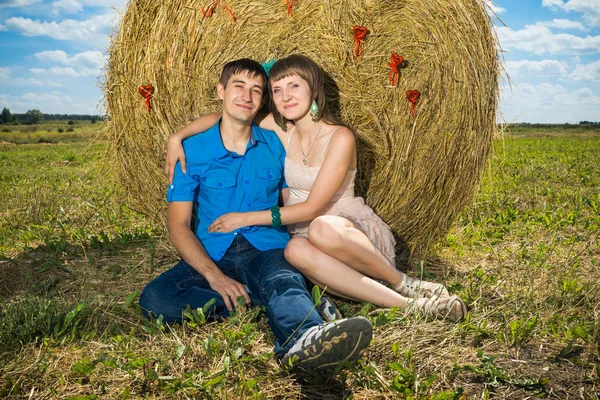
left=394, top=274, right=450, bottom=299
left=406, top=295, right=467, bottom=321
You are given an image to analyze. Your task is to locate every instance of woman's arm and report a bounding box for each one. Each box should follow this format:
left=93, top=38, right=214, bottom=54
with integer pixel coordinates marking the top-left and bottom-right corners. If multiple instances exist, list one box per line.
left=165, top=112, right=222, bottom=183
left=209, top=127, right=356, bottom=232
left=254, top=113, right=290, bottom=144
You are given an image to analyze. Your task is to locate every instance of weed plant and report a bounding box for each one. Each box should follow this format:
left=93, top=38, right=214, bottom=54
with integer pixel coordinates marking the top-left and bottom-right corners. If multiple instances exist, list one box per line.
left=0, top=129, right=598, bottom=398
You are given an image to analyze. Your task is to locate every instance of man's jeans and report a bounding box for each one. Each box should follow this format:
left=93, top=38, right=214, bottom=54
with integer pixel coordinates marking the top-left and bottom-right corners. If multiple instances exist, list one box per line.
left=139, top=235, right=323, bottom=356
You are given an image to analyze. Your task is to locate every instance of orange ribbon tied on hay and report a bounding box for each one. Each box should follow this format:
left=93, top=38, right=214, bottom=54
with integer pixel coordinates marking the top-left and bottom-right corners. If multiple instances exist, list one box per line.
left=285, top=0, right=297, bottom=16
left=388, top=53, right=404, bottom=87
left=202, top=1, right=236, bottom=22
left=406, top=90, right=420, bottom=119
left=353, top=26, right=369, bottom=59
left=138, top=84, right=154, bottom=114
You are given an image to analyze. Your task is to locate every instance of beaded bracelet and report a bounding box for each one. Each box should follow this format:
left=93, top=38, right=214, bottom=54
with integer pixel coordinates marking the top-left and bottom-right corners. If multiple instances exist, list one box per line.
left=270, top=205, right=282, bottom=228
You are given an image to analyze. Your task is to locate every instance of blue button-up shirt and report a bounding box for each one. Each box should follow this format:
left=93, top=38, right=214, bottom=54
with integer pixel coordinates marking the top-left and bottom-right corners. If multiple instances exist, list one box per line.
left=167, top=120, right=289, bottom=261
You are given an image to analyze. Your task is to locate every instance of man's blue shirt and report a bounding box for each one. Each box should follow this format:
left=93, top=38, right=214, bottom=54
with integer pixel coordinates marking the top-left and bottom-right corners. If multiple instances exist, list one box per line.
left=167, top=120, right=289, bottom=261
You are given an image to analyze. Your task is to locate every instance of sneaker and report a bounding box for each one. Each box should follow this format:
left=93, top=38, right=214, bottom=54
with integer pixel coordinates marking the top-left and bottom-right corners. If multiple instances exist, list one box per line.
left=406, top=294, right=467, bottom=321
left=316, top=295, right=343, bottom=322
left=394, top=273, right=450, bottom=299
left=281, top=316, right=373, bottom=370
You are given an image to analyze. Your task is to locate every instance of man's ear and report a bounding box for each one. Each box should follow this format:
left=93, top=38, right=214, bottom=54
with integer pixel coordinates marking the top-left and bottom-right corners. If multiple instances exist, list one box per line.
left=217, top=83, right=225, bottom=100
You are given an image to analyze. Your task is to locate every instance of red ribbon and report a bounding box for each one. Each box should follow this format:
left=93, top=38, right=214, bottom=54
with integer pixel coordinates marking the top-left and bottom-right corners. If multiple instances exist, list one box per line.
left=353, top=26, right=369, bottom=59
left=388, top=53, right=404, bottom=87
left=286, top=0, right=297, bottom=16
left=202, top=1, right=236, bottom=22
left=406, top=90, right=420, bottom=119
left=138, top=84, right=154, bottom=114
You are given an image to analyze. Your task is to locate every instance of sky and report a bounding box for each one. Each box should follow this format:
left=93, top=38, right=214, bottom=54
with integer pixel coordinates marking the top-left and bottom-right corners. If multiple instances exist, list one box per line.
left=0, top=0, right=599, bottom=123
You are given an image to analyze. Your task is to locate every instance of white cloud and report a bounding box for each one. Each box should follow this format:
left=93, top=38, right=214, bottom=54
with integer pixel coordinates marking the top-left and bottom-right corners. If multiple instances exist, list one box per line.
left=482, top=0, right=505, bottom=15
left=0, top=23, right=7, bottom=32
left=51, top=0, right=84, bottom=16
left=569, top=60, right=600, bottom=82
left=497, top=24, right=600, bottom=55
left=505, top=59, right=570, bottom=77
left=29, top=68, right=46, bottom=75
left=540, top=19, right=588, bottom=30
left=542, top=0, right=600, bottom=27
left=29, top=78, right=63, bottom=87
left=0, top=67, right=10, bottom=79
left=501, top=82, right=600, bottom=122
left=4, top=13, right=115, bottom=41
left=79, top=0, right=127, bottom=10
left=0, top=0, right=42, bottom=8
left=34, top=50, right=106, bottom=76
left=21, top=91, right=66, bottom=103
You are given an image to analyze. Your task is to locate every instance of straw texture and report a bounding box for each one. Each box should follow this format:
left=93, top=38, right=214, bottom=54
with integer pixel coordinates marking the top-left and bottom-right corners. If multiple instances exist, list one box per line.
left=105, top=0, right=499, bottom=257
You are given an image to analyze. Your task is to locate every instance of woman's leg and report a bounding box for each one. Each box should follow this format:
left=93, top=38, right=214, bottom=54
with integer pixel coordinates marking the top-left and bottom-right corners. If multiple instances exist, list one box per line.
left=284, top=237, right=465, bottom=320
left=285, top=237, right=409, bottom=308
left=307, top=215, right=401, bottom=284
left=307, top=216, right=449, bottom=298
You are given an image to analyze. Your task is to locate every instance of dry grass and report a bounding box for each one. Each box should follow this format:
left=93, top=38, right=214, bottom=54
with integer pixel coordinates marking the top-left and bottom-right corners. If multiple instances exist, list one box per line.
left=1, top=132, right=599, bottom=398
left=104, top=0, right=499, bottom=256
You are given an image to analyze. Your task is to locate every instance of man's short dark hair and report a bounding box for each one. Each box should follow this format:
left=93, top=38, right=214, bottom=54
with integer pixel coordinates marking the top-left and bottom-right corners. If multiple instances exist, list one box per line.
left=219, top=58, right=267, bottom=91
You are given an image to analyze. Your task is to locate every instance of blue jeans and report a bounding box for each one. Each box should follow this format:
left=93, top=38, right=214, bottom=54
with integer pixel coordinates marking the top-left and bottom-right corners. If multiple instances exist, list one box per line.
left=139, top=235, right=323, bottom=356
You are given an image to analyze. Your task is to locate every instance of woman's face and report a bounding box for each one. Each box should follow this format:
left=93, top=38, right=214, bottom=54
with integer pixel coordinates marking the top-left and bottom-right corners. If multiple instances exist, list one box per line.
left=270, top=74, right=313, bottom=121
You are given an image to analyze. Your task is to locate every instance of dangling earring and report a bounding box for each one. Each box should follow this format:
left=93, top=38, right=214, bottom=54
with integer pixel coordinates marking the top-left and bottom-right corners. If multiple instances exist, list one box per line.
left=277, top=116, right=288, bottom=132
left=309, top=100, right=319, bottom=122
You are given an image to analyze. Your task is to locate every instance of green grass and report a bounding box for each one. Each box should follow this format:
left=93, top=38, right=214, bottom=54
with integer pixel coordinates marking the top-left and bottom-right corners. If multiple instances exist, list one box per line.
left=0, top=120, right=103, bottom=144
left=0, top=128, right=599, bottom=398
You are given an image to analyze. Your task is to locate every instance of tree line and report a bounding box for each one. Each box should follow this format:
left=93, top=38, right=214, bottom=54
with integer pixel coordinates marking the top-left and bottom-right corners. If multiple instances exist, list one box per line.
left=1, top=107, right=102, bottom=124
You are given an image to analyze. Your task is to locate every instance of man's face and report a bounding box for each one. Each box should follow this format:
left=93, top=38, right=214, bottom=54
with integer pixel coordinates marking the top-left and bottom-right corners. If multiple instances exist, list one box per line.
left=217, top=72, right=265, bottom=124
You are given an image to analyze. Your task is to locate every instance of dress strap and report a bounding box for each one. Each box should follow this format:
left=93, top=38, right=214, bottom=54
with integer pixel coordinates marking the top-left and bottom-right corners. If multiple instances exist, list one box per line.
left=285, top=125, right=295, bottom=151
left=322, top=126, right=341, bottom=157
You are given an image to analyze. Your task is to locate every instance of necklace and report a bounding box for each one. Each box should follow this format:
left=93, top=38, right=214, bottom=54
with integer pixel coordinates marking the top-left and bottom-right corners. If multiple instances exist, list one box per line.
left=298, top=123, right=322, bottom=166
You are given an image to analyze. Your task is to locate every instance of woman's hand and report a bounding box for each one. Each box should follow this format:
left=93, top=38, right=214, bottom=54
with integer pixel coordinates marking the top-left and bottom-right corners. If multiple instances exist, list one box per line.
left=165, top=136, right=186, bottom=184
left=209, top=213, right=248, bottom=233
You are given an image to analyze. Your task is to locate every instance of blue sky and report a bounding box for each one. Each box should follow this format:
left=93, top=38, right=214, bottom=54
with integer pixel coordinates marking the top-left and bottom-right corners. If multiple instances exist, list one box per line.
left=0, top=0, right=599, bottom=123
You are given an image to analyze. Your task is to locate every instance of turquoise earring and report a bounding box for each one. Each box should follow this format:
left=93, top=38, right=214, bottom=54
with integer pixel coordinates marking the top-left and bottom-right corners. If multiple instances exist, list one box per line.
left=309, top=100, right=319, bottom=122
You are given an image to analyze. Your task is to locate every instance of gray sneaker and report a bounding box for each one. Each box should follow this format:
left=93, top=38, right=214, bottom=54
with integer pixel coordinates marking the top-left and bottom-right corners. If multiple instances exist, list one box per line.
left=316, top=295, right=343, bottom=322
left=281, top=316, right=373, bottom=370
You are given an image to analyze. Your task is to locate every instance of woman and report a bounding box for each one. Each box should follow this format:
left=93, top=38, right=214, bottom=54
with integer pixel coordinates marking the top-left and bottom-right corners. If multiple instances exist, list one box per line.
left=165, top=55, right=466, bottom=320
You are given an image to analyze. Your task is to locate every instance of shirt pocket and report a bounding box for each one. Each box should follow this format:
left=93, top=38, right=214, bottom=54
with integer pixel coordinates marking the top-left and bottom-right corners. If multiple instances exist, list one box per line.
left=203, top=175, right=237, bottom=206
left=257, top=168, right=282, bottom=197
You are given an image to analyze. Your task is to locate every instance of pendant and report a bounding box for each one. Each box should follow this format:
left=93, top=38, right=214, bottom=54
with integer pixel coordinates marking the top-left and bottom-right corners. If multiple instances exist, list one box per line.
left=302, top=157, right=309, bottom=165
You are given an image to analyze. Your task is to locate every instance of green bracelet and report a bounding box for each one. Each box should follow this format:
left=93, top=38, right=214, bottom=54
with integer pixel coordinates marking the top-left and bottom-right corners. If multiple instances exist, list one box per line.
left=270, top=205, right=282, bottom=229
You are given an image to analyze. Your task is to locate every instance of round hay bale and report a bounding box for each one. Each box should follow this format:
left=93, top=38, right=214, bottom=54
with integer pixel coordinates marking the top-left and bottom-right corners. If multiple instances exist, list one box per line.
left=105, top=0, right=499, bottom=257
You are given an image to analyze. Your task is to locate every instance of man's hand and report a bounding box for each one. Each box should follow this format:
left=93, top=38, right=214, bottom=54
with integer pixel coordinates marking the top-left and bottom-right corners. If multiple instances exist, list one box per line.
left=208, top=212, right=249, bottom=233
left=208, top=274, right=251, bottom=312
left=165, top=137, right=187, bottom=184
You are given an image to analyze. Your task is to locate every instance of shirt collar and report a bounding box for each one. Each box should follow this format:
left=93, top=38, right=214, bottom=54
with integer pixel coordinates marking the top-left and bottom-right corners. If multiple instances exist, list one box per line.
left=208, top=118, right=266, bottom=160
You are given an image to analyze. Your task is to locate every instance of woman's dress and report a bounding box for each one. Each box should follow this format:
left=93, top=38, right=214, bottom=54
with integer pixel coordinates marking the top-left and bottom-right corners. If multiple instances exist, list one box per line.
left=283, top=127, right=397, bottom=266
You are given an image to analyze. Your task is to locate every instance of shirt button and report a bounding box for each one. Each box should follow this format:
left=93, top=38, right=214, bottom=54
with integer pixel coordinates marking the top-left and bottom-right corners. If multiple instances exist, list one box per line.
left=218, top=182, right=222, bottom=187
left=247, top=202, right=251, bottom=207
left=244, top=179, right=249, bottom=184
left=269, top=174, right=273, bottom=178
left=170, top=185, right=174, bottom=189
left=243, top=156, right=246, bottom=161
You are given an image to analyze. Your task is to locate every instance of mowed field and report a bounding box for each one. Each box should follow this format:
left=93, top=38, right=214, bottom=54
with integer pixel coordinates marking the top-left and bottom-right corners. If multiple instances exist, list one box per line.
left=0, top=122, right=599, bottom=399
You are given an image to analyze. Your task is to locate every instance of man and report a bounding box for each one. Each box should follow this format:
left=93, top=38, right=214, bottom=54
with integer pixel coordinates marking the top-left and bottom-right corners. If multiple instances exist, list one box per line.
left=139, top=59, right=372, bottom=370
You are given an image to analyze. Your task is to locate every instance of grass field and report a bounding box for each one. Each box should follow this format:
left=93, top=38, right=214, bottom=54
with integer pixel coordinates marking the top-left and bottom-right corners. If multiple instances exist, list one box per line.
left=0, top=123, right=599, bottom=399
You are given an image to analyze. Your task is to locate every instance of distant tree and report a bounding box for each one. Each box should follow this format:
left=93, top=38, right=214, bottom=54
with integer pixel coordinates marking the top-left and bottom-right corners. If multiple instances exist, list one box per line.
left=1, top=107, right=12, bottom=124
left=24, top=109, right=44, bottom=125
left=68, top=120, right=75, bottom=125
left=91, top=116, right=98, bottom=124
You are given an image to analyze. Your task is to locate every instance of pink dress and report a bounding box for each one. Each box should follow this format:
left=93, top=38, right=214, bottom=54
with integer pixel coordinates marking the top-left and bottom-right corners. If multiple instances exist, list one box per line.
left=284, top=127, right=397, bottom=266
